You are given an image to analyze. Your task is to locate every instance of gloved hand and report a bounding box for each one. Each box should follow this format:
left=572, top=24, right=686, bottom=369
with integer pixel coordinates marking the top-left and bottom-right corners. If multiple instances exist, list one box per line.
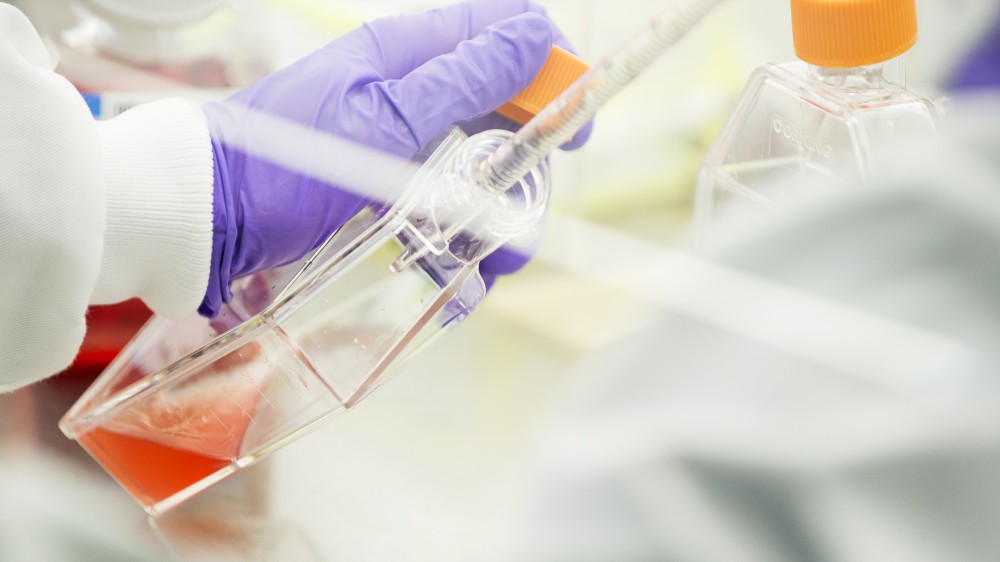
left=200, top=0, right=591, bottom=316
left=948, top=8, right=1000, bottom=91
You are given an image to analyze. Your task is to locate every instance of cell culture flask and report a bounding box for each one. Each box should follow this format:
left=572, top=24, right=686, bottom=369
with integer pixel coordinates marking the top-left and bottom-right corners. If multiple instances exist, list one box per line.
left=694, top=0, right=941, bottom=243
left=59, top=127, right=550, bottom=515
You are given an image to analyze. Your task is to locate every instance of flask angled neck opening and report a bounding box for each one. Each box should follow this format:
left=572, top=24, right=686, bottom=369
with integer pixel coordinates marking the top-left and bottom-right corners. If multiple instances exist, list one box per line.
left=806, top=58, right=906, bottom=91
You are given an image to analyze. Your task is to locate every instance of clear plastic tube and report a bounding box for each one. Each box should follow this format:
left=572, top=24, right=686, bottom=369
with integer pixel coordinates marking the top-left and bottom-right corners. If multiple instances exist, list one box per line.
left=475, top=0, right=726, bottom=194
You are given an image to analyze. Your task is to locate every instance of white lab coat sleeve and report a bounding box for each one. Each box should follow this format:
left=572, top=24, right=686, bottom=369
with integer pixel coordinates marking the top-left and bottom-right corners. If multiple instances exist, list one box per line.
left=0, top=5, right=213, bottom=392
left=89, top=98, right=213, bottom=312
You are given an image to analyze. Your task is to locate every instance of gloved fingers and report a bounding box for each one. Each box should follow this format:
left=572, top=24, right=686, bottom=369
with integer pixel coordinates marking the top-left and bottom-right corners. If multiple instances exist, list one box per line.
left=358, top=0, right=569, bottom=80
left=559, top=119, right=594, bottom=151
left=381, top=11, right=554, bottom=150
left=478, top=244, right=533, bottom=291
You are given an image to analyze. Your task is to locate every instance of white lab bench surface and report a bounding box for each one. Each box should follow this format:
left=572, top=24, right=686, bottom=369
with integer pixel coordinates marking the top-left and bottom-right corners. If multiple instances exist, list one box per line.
left=0, top=252, right=655, bottom=562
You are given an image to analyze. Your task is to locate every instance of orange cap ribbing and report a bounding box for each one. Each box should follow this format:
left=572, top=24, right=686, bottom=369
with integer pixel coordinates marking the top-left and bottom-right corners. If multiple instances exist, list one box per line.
left=791, top=0, right=918, bottom=68
left=497, top=46, right=589, bottom=125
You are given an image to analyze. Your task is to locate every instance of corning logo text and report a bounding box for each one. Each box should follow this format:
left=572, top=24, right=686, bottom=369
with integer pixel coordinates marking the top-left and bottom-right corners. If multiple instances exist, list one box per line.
left=771, top=115, right=834, bottom=159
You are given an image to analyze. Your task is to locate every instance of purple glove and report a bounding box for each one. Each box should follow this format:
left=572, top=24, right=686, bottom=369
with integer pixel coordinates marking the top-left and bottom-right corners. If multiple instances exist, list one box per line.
left=948, top=10, right=1000, bottom=91
left=200, top=0, right=591, bottom=316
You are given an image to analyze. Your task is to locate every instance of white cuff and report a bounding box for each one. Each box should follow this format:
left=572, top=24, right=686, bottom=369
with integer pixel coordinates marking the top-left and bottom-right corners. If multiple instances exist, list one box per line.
left=91, top=98, right=214, bottom=317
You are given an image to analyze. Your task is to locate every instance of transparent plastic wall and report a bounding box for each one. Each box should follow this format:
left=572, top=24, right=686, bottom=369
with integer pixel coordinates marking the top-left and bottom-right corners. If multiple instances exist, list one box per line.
left=694, top=59, right=940, bottom=239
left=62, top=220, right=477, bottom=512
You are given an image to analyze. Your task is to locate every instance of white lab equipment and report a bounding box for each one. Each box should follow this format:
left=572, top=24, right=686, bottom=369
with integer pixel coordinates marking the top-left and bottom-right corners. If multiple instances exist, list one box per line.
left=21, top=0, right=270, bottom=88
left=694, top=0, right=941, bottom=244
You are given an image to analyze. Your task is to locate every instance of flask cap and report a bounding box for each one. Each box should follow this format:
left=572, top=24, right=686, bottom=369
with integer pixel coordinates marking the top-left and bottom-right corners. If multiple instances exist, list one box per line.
left=497, top=46, right=589, bottom=125
left=791, top=0, right=918, bottom=68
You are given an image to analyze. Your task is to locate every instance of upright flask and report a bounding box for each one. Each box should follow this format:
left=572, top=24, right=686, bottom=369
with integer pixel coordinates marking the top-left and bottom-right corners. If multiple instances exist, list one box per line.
left=694, top=0, right=940, bottom=241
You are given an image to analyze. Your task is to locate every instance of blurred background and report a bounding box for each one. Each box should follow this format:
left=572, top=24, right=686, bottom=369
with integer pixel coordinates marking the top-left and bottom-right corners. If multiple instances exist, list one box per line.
left=2, top=0, right=1000, bottom=560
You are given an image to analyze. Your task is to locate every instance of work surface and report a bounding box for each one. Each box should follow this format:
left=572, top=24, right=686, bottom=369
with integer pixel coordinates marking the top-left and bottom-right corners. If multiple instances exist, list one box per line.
left=0, top=257, right=650, bottom=562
